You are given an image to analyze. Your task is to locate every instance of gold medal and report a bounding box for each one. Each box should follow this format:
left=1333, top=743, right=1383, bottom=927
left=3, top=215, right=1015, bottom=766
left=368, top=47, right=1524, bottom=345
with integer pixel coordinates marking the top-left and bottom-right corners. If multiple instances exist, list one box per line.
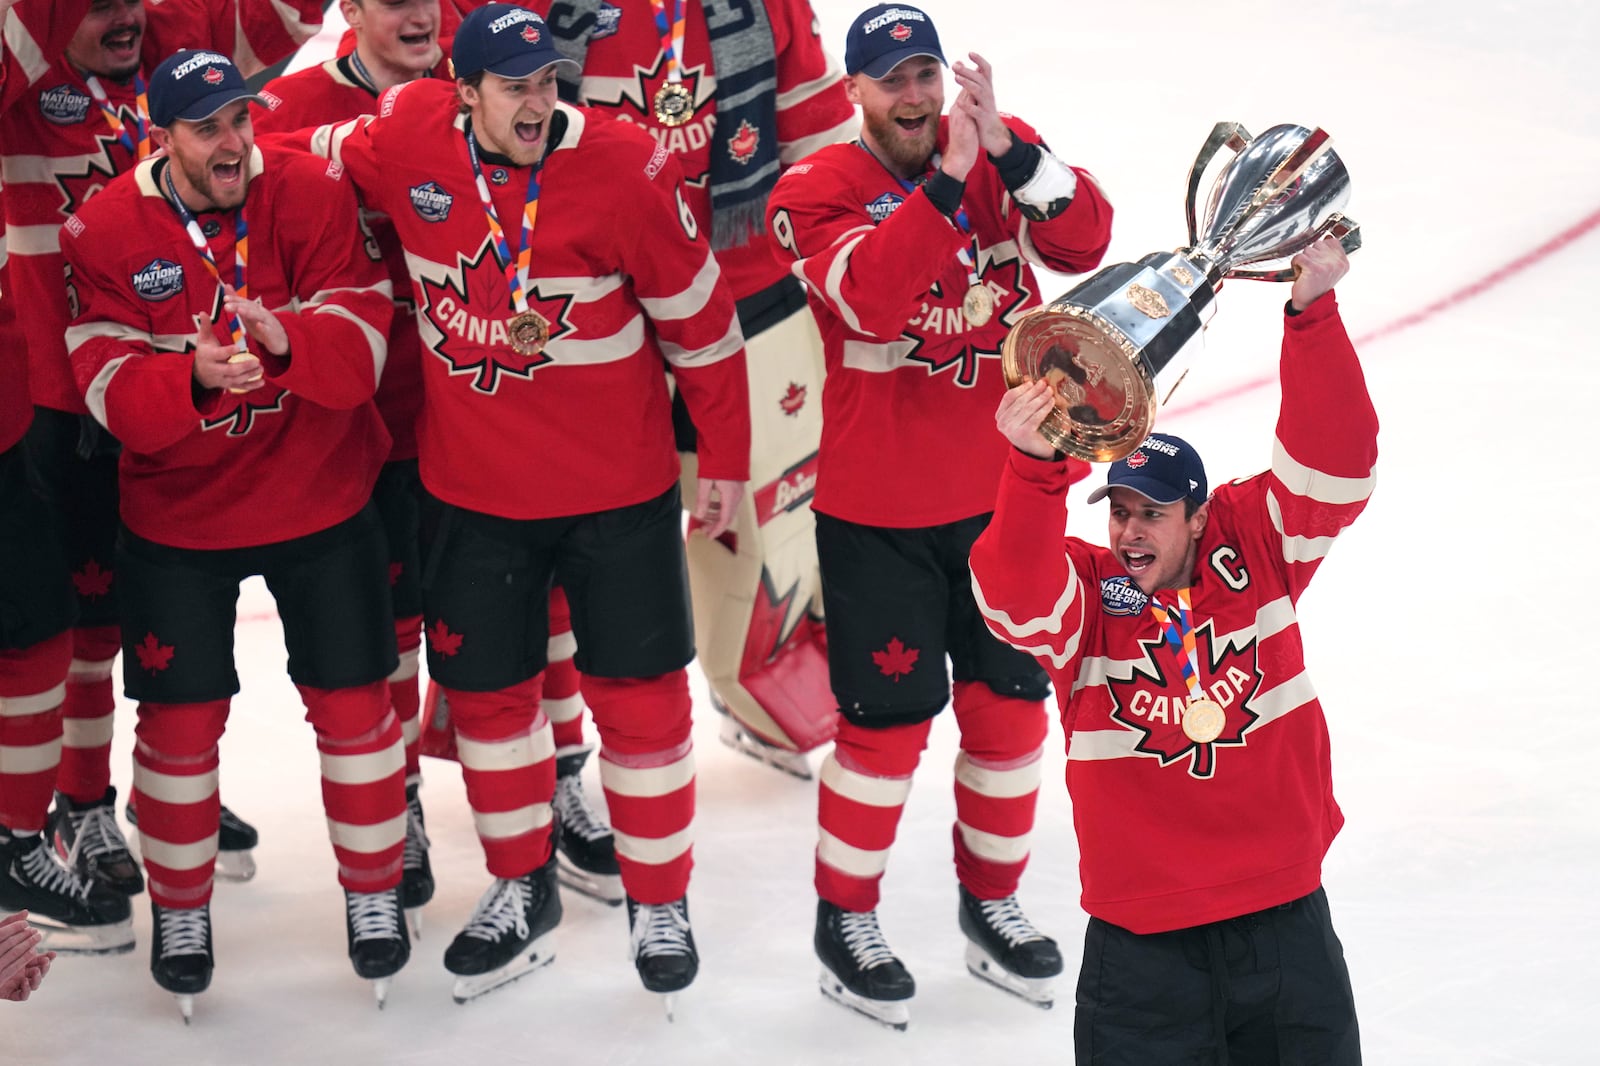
left=653, top=82, right=695, bottom=127
left=962, top=283, right=995, bottom=328
left=509, top=309, right=550, bottom=357
left=1182, top=699, right=1225, bottom=744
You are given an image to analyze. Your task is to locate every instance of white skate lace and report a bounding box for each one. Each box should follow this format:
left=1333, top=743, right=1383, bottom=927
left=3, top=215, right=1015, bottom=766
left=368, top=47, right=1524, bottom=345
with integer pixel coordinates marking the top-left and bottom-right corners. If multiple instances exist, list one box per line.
left=156, top=906, right=210, bottom=957
left=461, top=876, right=531, bottom=943
left=402, top=794, right=430, bottom=870
left=977, top=895, right=1046, bottom=946
left=630, top=899, right=691, bottom=959
left=65, top=803, right=133, bottom=868
left=347, top=890, right=401, bottom=943
left=838, top=909, right=900, bottom=970
left=553, top=775, right=611, bottom=845
left=19, top=838, right=94, bottom=902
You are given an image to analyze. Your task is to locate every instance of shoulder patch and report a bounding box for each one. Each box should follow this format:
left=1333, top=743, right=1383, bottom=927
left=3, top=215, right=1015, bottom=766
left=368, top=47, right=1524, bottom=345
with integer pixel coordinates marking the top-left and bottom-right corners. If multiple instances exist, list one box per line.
left=379, top=82, right=408, bottom=118
left=131, top=258, right=185, bottom=303
left=64, top=214, right=85, bottom=239
left=591, top=2, right=622, bottom=39
left=325, top=159, right=345, bottom=181
left=1100, top=575, right=1149, bottom=617
left=258, top=89, right=283, bottom=111
left=39, top=84, right=92, bottom=125
left=865, top=191, right=904, bottom=223
left=786, top=163, right=813, bottom=176
left=644, top=141, right=671, bottom=180
left=408, top=180, right=453, bottom=222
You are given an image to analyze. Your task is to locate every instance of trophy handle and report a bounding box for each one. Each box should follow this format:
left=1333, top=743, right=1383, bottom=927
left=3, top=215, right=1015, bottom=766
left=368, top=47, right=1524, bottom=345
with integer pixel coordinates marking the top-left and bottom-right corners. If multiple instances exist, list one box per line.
left=1185, top=122, right=1253, bottom=248
left=1224, top=214, right=1363, bottom=282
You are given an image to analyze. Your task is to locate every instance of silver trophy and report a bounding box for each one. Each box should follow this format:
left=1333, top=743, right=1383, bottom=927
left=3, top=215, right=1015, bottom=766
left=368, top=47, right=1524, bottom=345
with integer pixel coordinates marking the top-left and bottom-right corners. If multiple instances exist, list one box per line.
left=1001, top=121, right=1361, bottom=462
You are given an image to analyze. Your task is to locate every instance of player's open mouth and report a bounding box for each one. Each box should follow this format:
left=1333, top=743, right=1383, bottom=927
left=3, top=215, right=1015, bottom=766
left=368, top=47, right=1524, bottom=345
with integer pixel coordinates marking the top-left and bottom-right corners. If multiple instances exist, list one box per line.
left=214, top=160, right=242, bottom=185
left=894, top=115, right=929, bottom=134
left=515, top=120, right=543, bottom=144
left=1121, top=550, right=1154, bottom=574
left=102, top=29, right=141, bottom=56
left=399, top=32, right=433, bottom=48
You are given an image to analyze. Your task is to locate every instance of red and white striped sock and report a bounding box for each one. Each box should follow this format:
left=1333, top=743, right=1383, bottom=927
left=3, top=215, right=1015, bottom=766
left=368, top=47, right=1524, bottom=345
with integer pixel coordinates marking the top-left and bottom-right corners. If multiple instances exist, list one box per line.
left=132, top=699, right=229, bottom=908
left=389, top=615, right=424, bottom=780
left=300, top=681, right=406, bottom=893
left=814, top=717, right=932, bottom=912
left=55, top=625, right=120, bottom=804
left=445, top=675, right=555, bottom=878
left=949, top=681, right=1048, bottom=899
left=0, top=632, right=70, bottom=832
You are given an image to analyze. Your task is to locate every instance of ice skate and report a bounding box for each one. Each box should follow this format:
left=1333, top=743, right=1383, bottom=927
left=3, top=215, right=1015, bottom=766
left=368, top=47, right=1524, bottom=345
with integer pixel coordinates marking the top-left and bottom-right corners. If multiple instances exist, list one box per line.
left=346, top=886, right=410, bottom=1008
left=714, top=696, right=813, bottom=780
left=552, top=749, right=622, bottom=906
left=958, top=887, right=1062, bottom=1008
left=151, top=900, right=213, bottom=1024
left=49, top=786, right=143, bottom=895
left=626, top=895, right=697, bottom=1020
left=0, top=825, right=134, bottom=955
left=445, top=853, right=561, bottom=1004
left=127, top=799, right=259, bottom=882
left=814, top=899, right=913, bottom=1031
left=401, top=781, right=434, bottom=938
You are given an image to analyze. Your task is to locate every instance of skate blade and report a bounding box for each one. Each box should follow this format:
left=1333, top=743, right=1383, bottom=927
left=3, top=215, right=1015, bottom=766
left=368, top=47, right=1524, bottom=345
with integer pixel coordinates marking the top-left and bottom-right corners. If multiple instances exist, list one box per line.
left=964, top=944, right=1055, bottom=1009
left=175, top=993, right=196, bottom=1024
left=556, top=855, right=623, bottom=906
left=718, top=721, right=813, bottom=780
left=450, top=934, right=556, bottom=1004
left=660, top=991, right=679, bottom=1022
left=215, top=849, right=257, bottom=883
left=818, top=969, right=910, bottom=1031
left=406, top=906, right=424, bottom=940
left=32, top=915, right=135, bottom=956
left=373, top=977, right=392, bottom=1009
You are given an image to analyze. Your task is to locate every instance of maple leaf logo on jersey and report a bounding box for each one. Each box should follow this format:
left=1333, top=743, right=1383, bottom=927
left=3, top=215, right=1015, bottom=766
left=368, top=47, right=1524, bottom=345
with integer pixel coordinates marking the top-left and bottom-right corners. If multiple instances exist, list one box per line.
left=50, top=120, right=136, bottom=219
left=902, top=254, right=1034, bottom=387
left=728, top=120, right=760, bottom=165
left=579, top=50, right=709, bottom=132
left=779, top=382, right=807, bottom=416
left=201, top=386, right=287, bottom=437
left=71, top=560, right=114, bottom=599
left=428, top=619, right=463, bottom=657
left=1105, top=622, right=1264, bottom=779
left=414, top=241, right=574, bottom=394
left=872, top=637, right=919, bottom=682
left=135, top=632, right=175, bottom=673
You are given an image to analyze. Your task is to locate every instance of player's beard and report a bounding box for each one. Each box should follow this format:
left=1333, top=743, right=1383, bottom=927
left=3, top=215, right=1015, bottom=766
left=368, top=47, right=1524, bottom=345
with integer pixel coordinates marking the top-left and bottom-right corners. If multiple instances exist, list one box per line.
left=172, top=152, right=250, bottom=212
left=862, top=108, right=938, bottom=176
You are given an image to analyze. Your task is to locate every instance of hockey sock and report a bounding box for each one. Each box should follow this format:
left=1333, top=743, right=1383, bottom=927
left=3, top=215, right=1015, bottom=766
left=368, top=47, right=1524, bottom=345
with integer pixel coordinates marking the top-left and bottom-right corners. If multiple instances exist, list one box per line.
left=545, top=587, right=586, bottom=753
left=950, top=681, right=1048, bottom=899
left=584, top=671, right=694, bottom=904
left=389, top=615, right=424, bottom=778
left=815, top=717, right=932, bottom=912
left=0, top=633, right=71, bottom=832
left=132, top=699, right=229, bottom=908
left=445, top=675, right=555, bottom=879
left=55, top=625, right=120, bottom=803
left=300, top=681, right=406, bottom=894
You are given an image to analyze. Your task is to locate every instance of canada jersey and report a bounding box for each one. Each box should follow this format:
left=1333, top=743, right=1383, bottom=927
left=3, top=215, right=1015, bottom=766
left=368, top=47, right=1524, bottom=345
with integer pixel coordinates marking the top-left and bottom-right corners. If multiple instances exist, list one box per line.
left=255, top=59, right=429, bottom=460
left=533, top=0, right=855, bottom=300
left=970, top=296, right=1379, bottom=935
left=766, top=116, right=1113, bottom=527
left=319, top=80, right=750, bottom=520
left=141, top=0, right=324, bottom=78
left=60, top=146, right=393, bottom=550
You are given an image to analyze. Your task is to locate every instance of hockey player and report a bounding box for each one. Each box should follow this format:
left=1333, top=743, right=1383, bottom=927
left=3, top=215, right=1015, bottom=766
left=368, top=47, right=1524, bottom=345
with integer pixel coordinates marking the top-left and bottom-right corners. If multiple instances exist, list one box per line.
left=534, top=0, right=857, bottom=782
left=970, top=239, right=1369, bottom=1065
left=141, top=0, right=326, bottom=80
left=60, top=50, right=409, bottom=1018
left=306, top=4, right=750, bottom=1008
left=765, top=3, right=1112, bottom=1029
left=0, top=0, right=136, bottom=962
left=252, top=0, right=449, bottom=936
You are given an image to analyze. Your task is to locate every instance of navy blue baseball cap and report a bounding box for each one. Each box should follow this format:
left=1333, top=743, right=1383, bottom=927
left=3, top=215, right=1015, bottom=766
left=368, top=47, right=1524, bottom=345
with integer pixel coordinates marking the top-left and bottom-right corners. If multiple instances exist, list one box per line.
left=149, top=50, right=264, bottom=128
left=452, top=4, right=577, bottom=80
left=844, top=4, right=946, bottom=78
left=1086, top=434, right=1209, bottom=508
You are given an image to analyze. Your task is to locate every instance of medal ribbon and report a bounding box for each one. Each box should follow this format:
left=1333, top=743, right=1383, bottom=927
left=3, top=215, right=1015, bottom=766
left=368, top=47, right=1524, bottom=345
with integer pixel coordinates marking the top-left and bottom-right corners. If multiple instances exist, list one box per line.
left=859, top=141, right=983, bottom=289
left=465, top=129, right=543, bottom=315
left=1147, top=588, right=1206, bottom=705
left=164, top=163, right=247, bottom=351
left=649, top=0, right=688, bottom=85
left=84, top=73, right=150, bottom=161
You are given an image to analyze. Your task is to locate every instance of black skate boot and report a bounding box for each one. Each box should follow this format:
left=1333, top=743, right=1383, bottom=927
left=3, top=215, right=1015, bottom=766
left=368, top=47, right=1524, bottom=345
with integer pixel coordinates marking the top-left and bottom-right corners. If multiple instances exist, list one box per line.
left=444, top=852, right=562, bottom=1004
left=400, top=781, right=433, bottom=937
left=346, top=885, right=410, bottom=1007
left=150, top=900, right=213, bottom=1023
left=815, top=899, right=914, bottom=1031
left=49, top=786, right=143, bottom=895
left=626, top=895, right=697, bottom=1019
left=126, top=798, right=259, bottom=882
left=0, top=825, right=133, bottom=955
left=552, top=748, right=622, bottom=906
left=958, top=887, right=1063, bottom=1008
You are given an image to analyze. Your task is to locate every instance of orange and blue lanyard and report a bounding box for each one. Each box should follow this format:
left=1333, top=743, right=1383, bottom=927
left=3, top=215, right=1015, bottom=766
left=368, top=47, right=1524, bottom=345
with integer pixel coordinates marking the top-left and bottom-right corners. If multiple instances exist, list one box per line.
left=1148, top=588, right=1205, bottom=702
left=164, top=163, right=248, bottom=351
left=465, top=128, right=542, bottom=315
left=649, top=0, right=688, bottom=87
left=84, top=72, right=150, bottom=161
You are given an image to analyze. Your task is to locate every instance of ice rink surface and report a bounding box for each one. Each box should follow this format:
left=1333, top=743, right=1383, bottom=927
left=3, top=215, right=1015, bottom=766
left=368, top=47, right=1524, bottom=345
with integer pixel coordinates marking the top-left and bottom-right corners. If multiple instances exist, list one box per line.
left=5, top=1, right=1597, bottom=1062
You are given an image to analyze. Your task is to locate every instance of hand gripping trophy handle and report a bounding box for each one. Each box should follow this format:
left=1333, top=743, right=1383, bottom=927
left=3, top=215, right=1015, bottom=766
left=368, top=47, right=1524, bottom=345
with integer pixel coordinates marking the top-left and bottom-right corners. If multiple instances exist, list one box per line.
left=1001, top=121, right=1362, bottom=462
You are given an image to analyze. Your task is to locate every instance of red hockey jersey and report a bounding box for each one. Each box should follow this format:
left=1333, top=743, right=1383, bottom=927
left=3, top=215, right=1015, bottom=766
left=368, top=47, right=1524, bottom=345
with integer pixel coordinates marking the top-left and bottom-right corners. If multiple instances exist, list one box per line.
left=766, top=115, right=1112, bottom=527
left=141, top=0, right=324, bottom=78
left=314, top=80, right=750, bottom=520
left=969, top=295, right=1379, bottom=935
left=60, top=145, right=393, bottom=550
left=529, top=0, right=855, bottom=300
left=254, top=58, right=437, bottom=460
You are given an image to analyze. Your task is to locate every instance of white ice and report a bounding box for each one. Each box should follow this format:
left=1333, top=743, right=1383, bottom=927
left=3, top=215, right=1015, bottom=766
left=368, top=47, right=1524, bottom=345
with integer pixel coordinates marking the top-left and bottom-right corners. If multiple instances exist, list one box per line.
left=5, top=0, right=1597, bottom=1062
